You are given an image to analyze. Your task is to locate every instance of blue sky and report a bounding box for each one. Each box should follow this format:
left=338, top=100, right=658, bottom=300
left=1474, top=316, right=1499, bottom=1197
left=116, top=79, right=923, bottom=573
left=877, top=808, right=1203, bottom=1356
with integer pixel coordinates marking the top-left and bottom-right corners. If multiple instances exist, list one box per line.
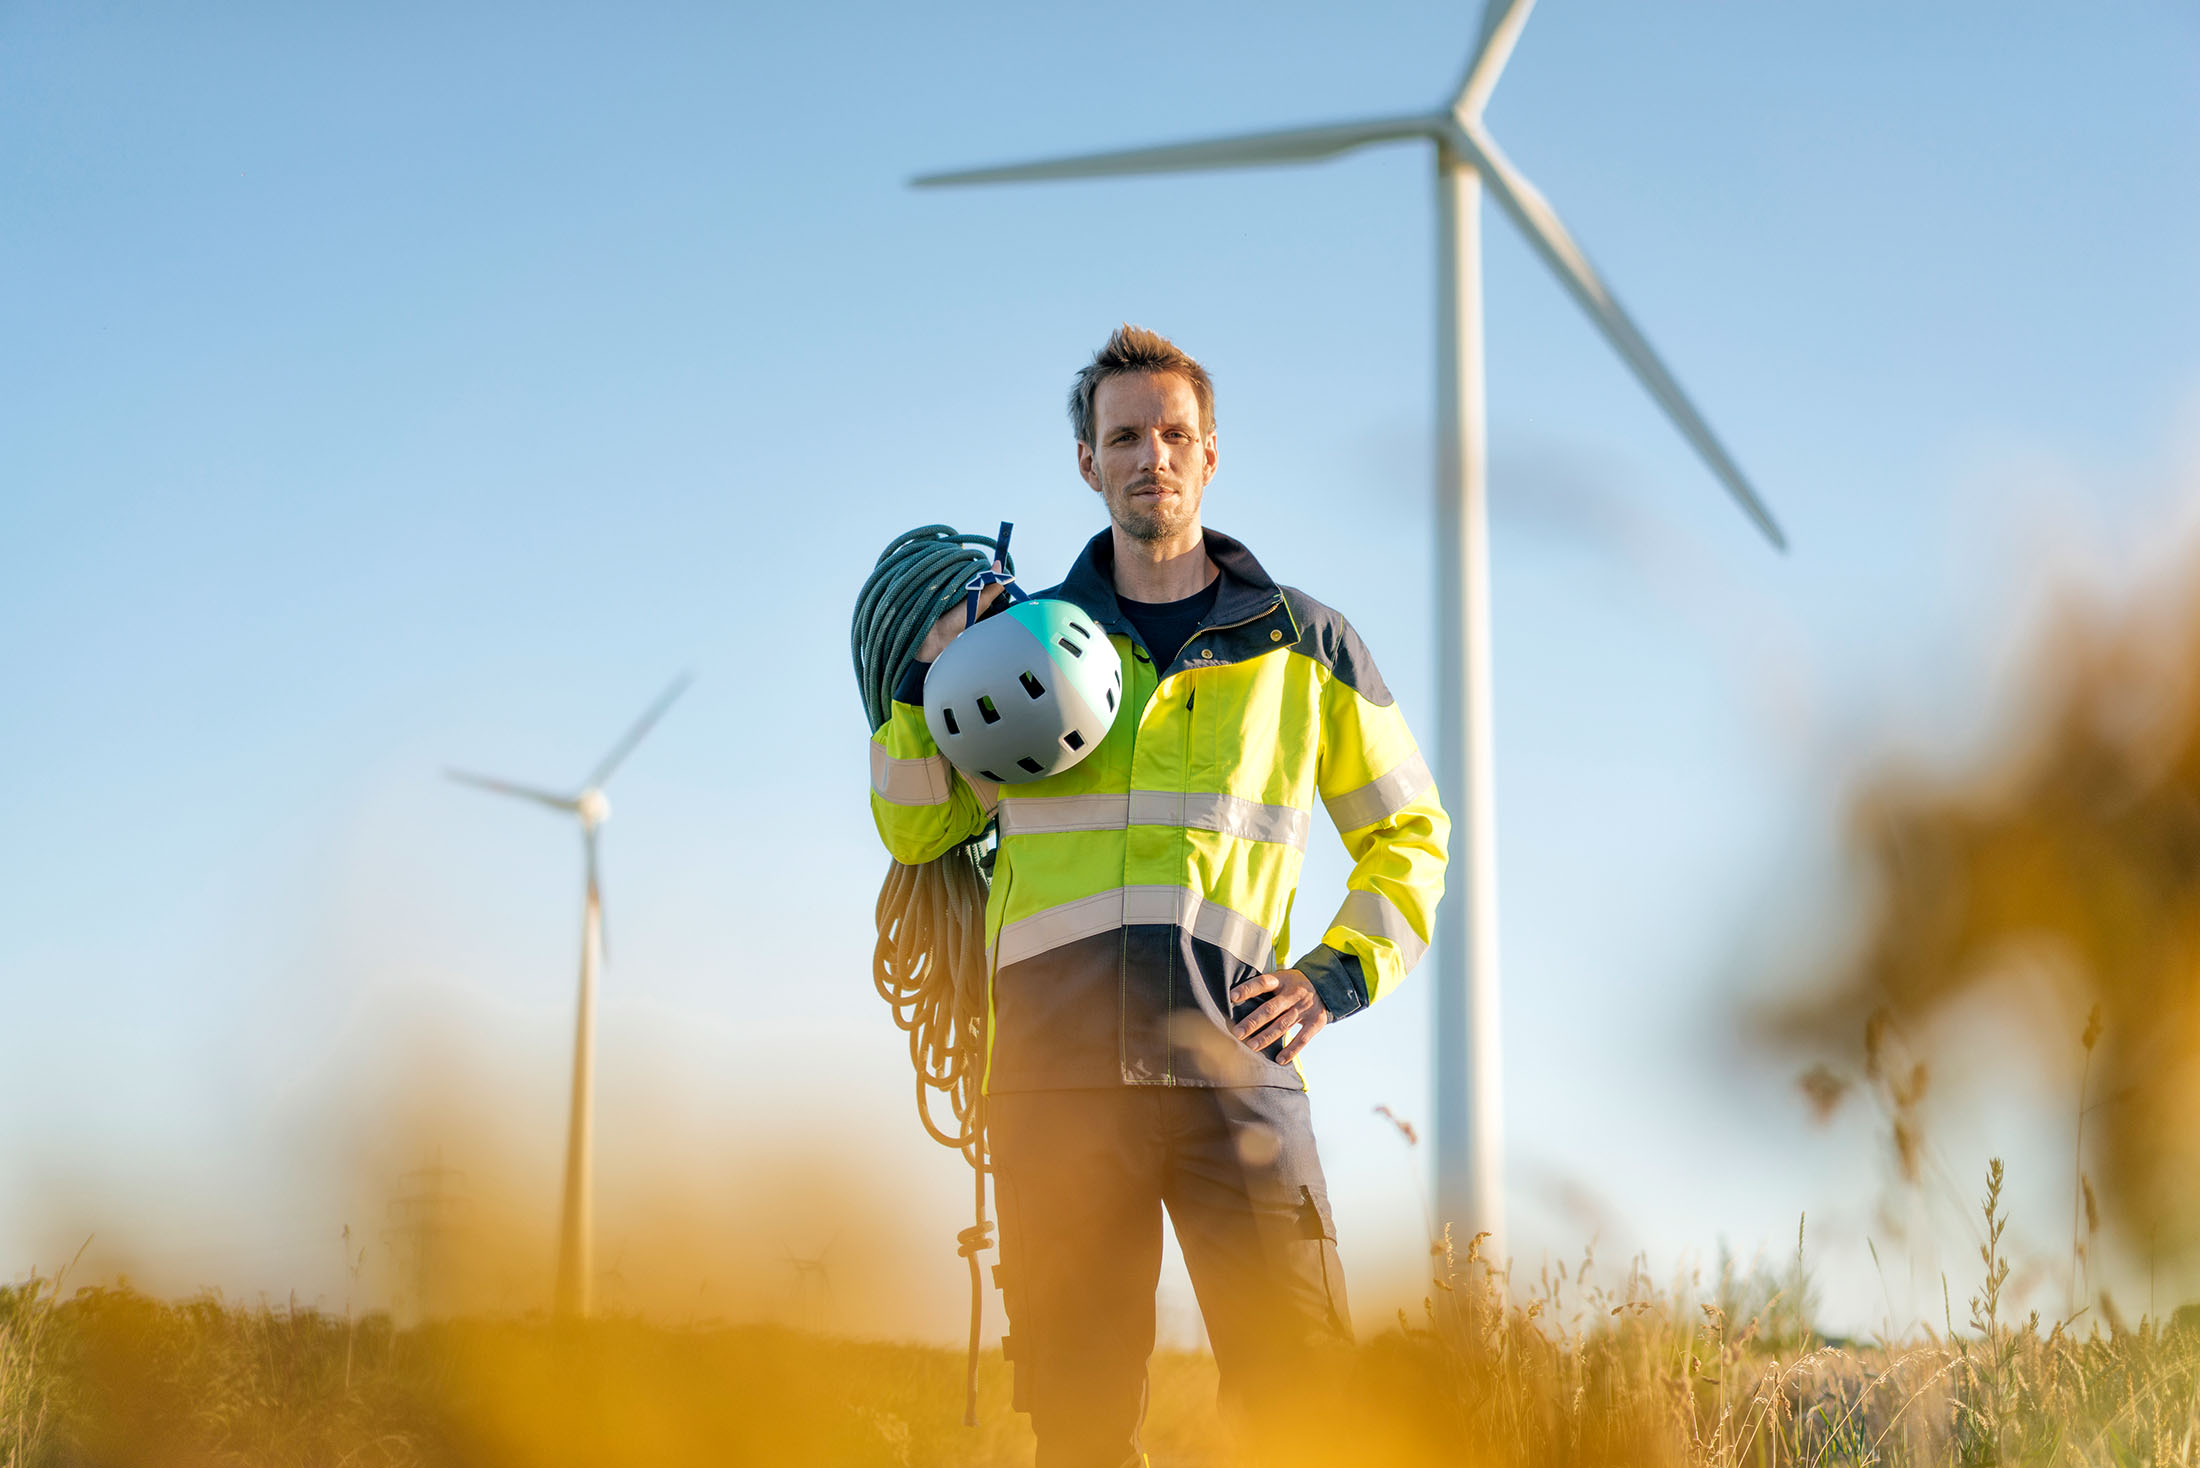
left=5, top=1, right=2197, bottom=1335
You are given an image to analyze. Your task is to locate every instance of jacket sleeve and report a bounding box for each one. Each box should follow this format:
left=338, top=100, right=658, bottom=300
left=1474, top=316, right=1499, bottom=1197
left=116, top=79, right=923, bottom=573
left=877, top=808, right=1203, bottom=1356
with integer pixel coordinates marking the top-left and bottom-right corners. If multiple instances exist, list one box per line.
left=1293, top=653, right=1450, bottom=1020
left=868, top=662, right=995, bottom=865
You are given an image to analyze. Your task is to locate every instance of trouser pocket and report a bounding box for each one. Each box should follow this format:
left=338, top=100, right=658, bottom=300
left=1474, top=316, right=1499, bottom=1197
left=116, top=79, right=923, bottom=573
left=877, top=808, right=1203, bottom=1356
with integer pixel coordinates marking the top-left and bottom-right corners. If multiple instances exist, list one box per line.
left=1294, top=1182, right=1353, bottom=1342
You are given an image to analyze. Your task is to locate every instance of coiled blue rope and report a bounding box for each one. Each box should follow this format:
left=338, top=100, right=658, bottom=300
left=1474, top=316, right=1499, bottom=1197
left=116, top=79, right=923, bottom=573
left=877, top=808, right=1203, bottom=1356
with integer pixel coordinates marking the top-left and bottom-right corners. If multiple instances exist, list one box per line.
left=851, top=524, right=1014, bottom=732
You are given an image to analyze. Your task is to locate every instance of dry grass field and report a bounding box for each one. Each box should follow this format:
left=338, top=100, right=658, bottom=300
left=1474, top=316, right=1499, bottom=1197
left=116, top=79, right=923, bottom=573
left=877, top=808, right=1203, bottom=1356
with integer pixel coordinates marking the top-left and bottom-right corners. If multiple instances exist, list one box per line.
left=6, top=1160, right=2197, bottom=1468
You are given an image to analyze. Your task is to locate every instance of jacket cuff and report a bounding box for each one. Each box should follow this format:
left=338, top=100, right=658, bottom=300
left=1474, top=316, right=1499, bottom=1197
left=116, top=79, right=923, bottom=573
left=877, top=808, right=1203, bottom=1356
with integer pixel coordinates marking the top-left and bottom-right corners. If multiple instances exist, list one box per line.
left=1295, top=944, right=1368, bottom=1021
left=893, top=659, right=931, bottom=706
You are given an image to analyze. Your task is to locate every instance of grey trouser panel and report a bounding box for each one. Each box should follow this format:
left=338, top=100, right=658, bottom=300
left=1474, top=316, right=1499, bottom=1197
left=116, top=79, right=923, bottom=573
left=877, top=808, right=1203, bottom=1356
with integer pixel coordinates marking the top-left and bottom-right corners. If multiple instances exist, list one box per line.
left=988, top=1086, right=1353, bottom=1468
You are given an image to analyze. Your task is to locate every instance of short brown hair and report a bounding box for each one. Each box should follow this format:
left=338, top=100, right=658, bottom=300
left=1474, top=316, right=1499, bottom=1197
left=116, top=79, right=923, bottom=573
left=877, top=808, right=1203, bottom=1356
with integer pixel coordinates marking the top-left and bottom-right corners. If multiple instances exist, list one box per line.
left=1068, top=324, right=1216, bottom=448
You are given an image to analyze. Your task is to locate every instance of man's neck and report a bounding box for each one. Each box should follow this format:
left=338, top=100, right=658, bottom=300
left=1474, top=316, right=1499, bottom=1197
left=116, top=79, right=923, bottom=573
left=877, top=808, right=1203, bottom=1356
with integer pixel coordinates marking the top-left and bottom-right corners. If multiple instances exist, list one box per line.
left=1110, top=522, right=1216, bottom=604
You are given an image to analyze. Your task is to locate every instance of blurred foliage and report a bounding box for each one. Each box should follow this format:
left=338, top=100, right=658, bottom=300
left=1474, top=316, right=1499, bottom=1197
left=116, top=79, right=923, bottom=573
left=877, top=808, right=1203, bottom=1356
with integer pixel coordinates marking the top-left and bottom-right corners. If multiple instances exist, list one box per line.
left=1772, top=570, right=2200, bottom=1255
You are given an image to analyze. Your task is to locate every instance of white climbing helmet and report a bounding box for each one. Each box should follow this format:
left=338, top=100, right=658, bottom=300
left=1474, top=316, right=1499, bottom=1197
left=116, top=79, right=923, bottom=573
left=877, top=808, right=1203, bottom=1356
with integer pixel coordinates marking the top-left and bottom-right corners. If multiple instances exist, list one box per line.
left=924, top=598, right=1123, bottom=783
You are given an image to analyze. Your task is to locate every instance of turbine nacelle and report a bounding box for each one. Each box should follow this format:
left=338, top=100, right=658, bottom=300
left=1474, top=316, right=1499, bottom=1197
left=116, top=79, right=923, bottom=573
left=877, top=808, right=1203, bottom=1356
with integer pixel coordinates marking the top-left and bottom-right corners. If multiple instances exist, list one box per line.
left=908, top=5, right=1784, bottom=552
left=445, top=672, right=693, bottom=826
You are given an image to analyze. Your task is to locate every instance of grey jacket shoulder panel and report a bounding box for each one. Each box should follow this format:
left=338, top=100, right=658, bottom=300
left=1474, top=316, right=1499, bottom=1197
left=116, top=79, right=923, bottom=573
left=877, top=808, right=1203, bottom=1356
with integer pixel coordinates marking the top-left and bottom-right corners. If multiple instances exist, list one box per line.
left=1281, top=587, right=1394, bottom=708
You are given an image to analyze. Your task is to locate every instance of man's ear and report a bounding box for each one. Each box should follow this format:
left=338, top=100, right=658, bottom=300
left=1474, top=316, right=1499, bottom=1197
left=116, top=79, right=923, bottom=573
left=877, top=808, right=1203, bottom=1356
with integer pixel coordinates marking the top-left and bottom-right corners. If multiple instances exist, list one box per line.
left=1201, top=430, right=1218, bottom=487
left=1077, top=440, right=1102, bottom=493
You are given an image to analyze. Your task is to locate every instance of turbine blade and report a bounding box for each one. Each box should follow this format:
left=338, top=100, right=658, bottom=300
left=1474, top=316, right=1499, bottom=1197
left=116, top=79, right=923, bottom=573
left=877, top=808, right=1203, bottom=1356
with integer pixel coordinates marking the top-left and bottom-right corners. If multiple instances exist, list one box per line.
left=913, top=113, right=1440, bottom=188
left=1450, top=120, right=1788, bottom=551
left=1453, top=0, right=1538, bottom=120
left=446, top=769, right=580, bottom=813
left=588, top=672, right=693, bottom=789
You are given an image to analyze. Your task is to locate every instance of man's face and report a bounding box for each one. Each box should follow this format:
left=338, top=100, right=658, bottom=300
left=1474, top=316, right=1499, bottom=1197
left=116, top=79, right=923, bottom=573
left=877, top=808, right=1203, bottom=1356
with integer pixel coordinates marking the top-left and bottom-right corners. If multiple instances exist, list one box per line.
left=1077, top=371, right=1217, bottom=544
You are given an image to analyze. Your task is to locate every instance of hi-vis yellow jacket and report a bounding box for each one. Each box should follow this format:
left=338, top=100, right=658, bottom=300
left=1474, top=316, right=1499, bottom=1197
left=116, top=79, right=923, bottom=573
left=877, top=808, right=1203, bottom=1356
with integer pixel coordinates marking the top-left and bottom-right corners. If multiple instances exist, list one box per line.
left=869, top=529, right=1449, bottom=1092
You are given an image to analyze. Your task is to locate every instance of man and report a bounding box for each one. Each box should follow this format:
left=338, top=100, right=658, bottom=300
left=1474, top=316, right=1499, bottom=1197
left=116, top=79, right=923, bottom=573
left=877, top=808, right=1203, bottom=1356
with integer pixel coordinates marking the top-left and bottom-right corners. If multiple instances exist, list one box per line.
left=868, top=325, right=1449, bottom=1466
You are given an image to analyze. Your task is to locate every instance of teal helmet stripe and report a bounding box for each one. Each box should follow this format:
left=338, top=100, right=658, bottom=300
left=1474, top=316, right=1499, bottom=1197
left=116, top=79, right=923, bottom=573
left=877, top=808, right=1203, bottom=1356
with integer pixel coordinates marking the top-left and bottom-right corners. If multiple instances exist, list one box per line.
left=1003, top=598, right=1122, bottom=719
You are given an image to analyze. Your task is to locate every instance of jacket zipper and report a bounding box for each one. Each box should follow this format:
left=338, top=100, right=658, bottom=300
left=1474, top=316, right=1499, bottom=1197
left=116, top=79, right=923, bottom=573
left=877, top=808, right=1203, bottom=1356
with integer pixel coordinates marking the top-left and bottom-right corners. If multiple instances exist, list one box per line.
left=1116, top=592, right=1292, bottom=1086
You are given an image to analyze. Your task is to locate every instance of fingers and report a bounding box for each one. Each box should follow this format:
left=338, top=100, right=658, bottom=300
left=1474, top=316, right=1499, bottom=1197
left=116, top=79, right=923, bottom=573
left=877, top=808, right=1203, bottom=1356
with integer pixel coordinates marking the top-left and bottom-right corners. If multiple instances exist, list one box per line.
left=1232, top=970, right=1323, bottom=1056
left=1253, top=1000, right=1326, bottom=1062
left=1228, top=973, right=1280, bottom=1006
left=1240, top=992, right=1315, bottom=1053
left=922, top=582, right=1010, bottom=658
left=1230, top=994, right=1290, bottom=1042
left=1277, top=1008, right=1327, bottom=1064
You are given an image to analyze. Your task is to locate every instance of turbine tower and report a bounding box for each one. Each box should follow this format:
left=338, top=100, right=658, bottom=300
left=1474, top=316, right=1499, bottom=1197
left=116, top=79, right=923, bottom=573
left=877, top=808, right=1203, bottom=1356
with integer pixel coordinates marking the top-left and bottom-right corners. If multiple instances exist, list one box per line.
left=448, top=673, right=692, bottom=1318
left=913, top=1, right=1785, bottom=1258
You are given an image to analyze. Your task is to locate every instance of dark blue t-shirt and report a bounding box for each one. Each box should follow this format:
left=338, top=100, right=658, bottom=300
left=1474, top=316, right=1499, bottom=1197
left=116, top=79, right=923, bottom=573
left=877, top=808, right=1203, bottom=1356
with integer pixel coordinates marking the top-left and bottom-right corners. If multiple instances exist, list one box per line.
left=1117, top=577, right=1220, bottom=671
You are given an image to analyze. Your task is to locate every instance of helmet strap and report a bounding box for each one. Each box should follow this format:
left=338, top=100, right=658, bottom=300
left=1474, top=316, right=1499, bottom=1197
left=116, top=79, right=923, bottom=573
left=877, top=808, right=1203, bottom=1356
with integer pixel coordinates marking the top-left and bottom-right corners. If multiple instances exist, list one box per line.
left=963, top=519, right=1029, bottom=627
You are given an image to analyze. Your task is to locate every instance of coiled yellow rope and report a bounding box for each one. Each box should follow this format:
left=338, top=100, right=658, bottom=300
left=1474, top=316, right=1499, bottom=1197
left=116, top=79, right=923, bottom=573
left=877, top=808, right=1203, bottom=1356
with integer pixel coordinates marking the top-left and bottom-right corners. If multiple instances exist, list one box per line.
left=871, top=847, right=991, bottom=1167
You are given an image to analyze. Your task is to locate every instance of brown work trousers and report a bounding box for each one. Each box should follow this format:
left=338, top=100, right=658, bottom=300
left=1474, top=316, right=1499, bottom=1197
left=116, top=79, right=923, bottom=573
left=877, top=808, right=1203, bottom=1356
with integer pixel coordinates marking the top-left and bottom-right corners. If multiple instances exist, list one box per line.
left=988, top=1085, right=1353, bottom=1468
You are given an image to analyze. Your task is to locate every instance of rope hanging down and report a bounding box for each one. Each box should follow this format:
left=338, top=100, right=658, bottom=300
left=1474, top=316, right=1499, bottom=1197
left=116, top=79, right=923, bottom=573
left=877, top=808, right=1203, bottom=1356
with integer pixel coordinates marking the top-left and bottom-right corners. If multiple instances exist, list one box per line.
left=851, top=523, right=1012, bottom=1426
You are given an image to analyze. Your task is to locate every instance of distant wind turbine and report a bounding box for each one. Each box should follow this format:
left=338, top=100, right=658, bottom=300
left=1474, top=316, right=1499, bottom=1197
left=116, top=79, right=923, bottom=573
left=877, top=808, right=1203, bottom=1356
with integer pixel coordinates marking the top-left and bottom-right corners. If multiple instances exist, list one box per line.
left=448, top=672, right=692, bottom=1318
left=914, top=1, right=1786, bottom=1258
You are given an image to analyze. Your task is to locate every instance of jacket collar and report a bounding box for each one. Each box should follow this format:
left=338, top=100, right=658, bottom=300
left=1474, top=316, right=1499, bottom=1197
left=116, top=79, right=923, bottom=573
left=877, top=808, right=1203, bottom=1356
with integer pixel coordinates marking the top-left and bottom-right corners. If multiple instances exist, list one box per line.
left=1055, top=526, right=1281, bottom=633
left=1052, top=527, right=1302, bottom=676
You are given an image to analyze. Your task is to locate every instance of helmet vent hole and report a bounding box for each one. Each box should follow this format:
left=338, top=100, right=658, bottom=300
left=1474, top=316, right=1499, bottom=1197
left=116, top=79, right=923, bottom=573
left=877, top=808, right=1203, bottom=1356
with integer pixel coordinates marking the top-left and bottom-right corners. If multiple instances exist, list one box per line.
left=979, top=770, right=1004, bottom=783
left=977, top=696, right=1001, bottom=725
left=941, top=707, right=960, bottom=735
left=1105, top=687, right=1116, bottom=712
left=1062, top=729, right=1085, bottom=752
left=1020, top=671, right=1046, bottom=699
left=1056, top=637, right=1083, bottom=658
left=1069, top=620, right=1092, bottom=638
left=1016, top=756, right=1045, bottom=775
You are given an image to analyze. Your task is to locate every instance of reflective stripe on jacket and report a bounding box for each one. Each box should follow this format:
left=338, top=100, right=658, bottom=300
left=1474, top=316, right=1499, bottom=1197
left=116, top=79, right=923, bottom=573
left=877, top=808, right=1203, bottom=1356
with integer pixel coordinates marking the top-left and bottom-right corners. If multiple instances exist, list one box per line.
left=868, top=528, right=1449, bottom=1092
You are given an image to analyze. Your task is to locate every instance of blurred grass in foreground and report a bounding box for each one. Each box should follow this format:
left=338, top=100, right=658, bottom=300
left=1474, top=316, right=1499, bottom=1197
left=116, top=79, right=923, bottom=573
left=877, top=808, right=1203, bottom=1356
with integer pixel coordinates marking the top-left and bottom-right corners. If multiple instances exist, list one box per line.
left=6, top=1162, right=2198, bottom=1468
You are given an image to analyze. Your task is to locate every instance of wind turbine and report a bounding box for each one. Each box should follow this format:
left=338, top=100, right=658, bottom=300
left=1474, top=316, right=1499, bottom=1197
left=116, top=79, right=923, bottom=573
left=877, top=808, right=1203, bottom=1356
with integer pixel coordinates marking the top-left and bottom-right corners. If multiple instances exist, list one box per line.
left=448, top=672, right=692, bottom=1318
left=913, top=2, right=1786, bottom=1259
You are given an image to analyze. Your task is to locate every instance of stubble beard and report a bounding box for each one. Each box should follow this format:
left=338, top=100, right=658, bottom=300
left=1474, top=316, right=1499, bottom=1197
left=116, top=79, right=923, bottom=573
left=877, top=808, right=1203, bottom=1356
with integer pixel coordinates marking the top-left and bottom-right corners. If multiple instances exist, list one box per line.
left=1110, top=472, right=1198, bottom=544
